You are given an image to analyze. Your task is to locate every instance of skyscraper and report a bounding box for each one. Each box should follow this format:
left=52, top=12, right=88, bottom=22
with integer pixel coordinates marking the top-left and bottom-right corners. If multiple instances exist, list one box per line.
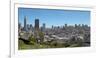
left=27, top=24, right=30, bottom=31
left=43, top=23, right=45, bottom=29
left=35, top=19, right=39, bottom=30
left=24, top=16, right=27, bottom=31
left=65, top=24, right=67, bottom=29
left=30, top=24, right=33, bottom=32
left=18, top=22, right=22, bottom=32
left=34, top=19, right=41, bottom=43
left=41, top=23, right=45, bottom=32
left=65, top=24, right=67, bottom=27
left=18, top=23, right=21, bottom=29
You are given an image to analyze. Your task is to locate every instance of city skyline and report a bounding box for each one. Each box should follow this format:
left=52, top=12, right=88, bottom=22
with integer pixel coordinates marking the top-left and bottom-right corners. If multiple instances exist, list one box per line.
left=18, top=7, right=90, bottom=28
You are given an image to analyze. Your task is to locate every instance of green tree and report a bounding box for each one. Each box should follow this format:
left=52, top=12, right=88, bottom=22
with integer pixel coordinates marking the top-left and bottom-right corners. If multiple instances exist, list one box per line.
left=39, top=31, right=44, bottom=43
left=29, top=35, right=36, bottom=45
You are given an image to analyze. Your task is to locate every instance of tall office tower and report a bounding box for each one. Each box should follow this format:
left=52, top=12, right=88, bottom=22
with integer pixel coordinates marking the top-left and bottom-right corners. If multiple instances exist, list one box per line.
left=18, top=23, right=21, bottom=29
left=52, top=25, right=54, bottom=29
left=65, top=24, right=67, bottom=29
left=27, top=24, right=30, bottom=31
left=18, top=23, right=22, bottom=32
left=41, top=23, right=45, bottom=32
left=65, top=24, right=67, bottom=27
left=82, top=24, right=85, bottom=28
left=78, top=24, right=81, bottom=27
left=75, top=24, right=77, bottom=28
left=30, top=24, right=33, bottom=31
left=24, top=16, right=27, bottom=31
left=35, top=19, right=39, bottom=30
left=34, top=19, right=41, bottom=43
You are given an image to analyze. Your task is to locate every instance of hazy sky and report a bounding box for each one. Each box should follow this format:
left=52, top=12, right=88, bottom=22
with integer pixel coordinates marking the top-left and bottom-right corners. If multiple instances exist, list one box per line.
left=18, top=7, right=90, bottom=28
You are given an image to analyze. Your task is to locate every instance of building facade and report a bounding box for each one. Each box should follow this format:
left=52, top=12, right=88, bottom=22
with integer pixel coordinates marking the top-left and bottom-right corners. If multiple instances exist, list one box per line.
left=35, top=19, right=39, bottom=30
left=24, top=16, right=27, bottom=31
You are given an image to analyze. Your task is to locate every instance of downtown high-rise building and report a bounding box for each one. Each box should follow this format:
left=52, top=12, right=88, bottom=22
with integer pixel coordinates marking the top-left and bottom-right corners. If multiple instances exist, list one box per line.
left=18, top=22, right=22, bottom=33
left=24, top=16, right=27, bottom=31
left=41, top=23, right=45, bottom=32
left=34, top=18, right=41, bottom=43
left=30, top=24, right=34, bottom=32
left=18, top=23, right=21, bottom=29
left=64, top=24, right=67, bottom=29
left=65, top=24, right=67, bottom=27
left=35, top=19, right=39, bottom=30
left=43, top=23, right=45, bottom=30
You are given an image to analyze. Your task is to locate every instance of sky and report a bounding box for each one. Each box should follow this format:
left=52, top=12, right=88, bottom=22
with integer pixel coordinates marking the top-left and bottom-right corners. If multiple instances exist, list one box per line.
left=18, top=7, right=90, bottom=28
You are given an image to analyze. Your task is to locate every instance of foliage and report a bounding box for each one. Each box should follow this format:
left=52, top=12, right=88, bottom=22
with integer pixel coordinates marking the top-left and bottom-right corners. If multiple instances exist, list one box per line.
left=39, top=31, right=44, bottom=40
left=29, top=35, right=36, bottom=45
